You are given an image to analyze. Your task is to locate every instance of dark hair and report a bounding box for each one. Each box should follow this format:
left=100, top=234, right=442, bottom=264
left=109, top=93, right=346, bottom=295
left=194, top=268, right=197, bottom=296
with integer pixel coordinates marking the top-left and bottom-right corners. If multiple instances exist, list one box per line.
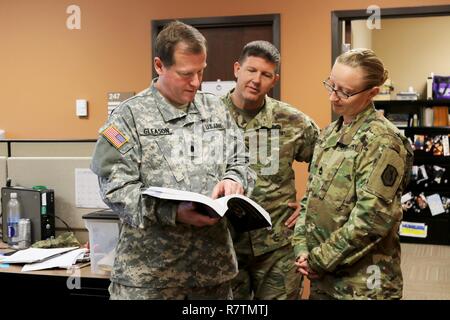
left=336, top=48, right=388, bottom=87
left=238, top=40, right=280, bottom=71
left=155, top=21, right=207, bottom=67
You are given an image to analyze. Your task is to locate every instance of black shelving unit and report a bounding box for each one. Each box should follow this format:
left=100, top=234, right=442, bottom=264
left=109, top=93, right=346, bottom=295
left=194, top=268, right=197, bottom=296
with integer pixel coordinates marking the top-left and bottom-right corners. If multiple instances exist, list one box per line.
left=375, top=99, right=450, bottom=109
left=374, top=100, right=450, bottom=245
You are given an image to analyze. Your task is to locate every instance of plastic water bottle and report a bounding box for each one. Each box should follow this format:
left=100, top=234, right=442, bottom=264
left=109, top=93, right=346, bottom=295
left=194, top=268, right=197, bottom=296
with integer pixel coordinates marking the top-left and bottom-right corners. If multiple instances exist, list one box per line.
left=7, top=192, right=21, bottom=247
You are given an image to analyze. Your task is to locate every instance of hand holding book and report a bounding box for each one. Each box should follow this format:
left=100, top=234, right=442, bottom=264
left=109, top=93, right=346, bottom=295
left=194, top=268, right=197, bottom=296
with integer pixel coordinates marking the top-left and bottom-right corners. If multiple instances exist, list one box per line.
left=144, top=187, right=272, bottom=232
left=211, top=179, right=244, bottom=199
left=176, top=201, right=220, bottom=227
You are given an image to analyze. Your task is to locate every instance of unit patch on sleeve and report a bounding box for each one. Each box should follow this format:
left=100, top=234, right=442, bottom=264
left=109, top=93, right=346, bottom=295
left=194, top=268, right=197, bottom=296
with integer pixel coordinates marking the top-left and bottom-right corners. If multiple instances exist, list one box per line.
left=366, top=146, right=404, bottom=202
left=381, top=164, right=398, bottom=187
left=102, top=125, right=128, bottom=149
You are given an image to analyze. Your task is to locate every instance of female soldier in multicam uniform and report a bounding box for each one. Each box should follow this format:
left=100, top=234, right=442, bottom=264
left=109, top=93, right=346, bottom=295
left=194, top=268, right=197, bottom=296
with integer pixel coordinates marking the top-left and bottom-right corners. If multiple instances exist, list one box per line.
left=293, top=49, right=413, bottom=300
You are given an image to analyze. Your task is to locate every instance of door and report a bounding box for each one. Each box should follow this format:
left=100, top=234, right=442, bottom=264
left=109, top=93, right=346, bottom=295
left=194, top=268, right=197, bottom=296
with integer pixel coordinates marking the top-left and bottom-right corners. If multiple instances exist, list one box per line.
left=151, top=14, right=280, bottom=99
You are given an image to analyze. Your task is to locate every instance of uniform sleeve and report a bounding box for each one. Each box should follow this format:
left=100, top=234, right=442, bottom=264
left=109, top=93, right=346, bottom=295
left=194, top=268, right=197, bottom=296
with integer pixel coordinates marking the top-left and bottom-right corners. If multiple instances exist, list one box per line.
left=222, top=110, right=257, bottom=196
left=307, top=134, right=407, bottom=275
left=292, top=125, right=321, bottom=258
left=294, top=115, right=320, bottom=163
left=292, top=194, right=308, bottom=259
left=90, top=106, right=177, bottom=229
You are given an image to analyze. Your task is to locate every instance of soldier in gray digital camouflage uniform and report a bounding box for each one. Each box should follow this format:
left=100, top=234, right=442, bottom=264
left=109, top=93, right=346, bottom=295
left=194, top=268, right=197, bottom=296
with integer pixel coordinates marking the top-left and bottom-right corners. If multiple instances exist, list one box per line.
left=91, top=21, right=255, bottom=300
left=293, top=48, right=413, bottom=300
left=222, top=41, right=319, bottom=300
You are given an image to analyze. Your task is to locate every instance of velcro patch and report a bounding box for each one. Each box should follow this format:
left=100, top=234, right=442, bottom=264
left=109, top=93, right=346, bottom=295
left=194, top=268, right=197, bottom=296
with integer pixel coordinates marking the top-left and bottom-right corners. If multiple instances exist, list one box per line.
left=382, top=164, right=398, bottom=186
left=366, top=147, right=404, bottom=202
left=102, top=125, right=128, bottom=149
left=203, top=122, right=225, bottom=131
left=142, top=128, right=173, bottom=136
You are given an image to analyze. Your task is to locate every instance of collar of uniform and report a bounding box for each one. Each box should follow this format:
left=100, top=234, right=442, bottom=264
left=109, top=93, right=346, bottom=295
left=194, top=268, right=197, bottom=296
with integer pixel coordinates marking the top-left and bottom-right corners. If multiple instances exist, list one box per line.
left=223, top=89, right=274, bottom=130
left=222, top=90, right=244, bottom=126
left=150, top=79, right=203, bottom=122
left=323, top=103, right=375, bottom=148
left=191, top=93, right=208, bottom=121
left=338, top=103, right=376, bottom=146
left=322, top=120, right=343, bottom=149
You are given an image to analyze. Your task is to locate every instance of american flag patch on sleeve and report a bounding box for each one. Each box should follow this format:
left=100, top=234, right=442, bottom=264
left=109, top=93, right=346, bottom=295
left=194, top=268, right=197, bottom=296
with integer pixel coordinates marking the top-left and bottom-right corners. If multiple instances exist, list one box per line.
left=101, top=125, right=128, bottom=149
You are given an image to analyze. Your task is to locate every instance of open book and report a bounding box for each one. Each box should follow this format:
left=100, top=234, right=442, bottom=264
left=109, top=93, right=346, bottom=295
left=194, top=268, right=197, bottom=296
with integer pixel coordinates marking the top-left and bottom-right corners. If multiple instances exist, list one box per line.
left=143, top=187, right=271, bottom=232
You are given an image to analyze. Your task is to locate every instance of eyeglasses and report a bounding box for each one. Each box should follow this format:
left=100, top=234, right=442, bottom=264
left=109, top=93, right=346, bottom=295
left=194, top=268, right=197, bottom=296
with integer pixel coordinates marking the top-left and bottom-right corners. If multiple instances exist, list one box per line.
left=322, top=79, right=372, bottom=100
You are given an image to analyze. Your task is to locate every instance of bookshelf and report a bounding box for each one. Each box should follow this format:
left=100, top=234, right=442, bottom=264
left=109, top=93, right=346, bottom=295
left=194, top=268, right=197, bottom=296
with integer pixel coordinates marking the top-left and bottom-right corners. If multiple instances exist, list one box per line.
left=374, top=100, right=450, bottom=245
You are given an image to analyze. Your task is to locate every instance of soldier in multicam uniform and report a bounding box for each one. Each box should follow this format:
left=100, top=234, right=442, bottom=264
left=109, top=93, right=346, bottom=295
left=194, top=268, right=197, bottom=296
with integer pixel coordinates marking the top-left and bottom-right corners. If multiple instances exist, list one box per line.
left=221, top=41, right=319, bottom=299
left=293, top=48, right=413, bottom=300
left=91, top=21, right=255, bottom=300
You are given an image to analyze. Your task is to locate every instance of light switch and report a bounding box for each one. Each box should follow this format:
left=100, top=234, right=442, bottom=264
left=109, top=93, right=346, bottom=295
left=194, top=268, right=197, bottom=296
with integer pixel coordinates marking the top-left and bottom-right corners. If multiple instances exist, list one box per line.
left=76, top=99, right=88, bottom=117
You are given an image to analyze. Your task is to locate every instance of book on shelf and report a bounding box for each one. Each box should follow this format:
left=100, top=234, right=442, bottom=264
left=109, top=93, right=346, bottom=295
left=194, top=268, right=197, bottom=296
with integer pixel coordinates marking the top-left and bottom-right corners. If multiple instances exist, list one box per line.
left=396, top=92, right=419, bottom=100
left=386, top=113, right=409, bottom=127
left=422, top=107, right=434, bottom=127
left=143, top=186, right=272, bottom=232
left=432, top=106, right=449, bottom=127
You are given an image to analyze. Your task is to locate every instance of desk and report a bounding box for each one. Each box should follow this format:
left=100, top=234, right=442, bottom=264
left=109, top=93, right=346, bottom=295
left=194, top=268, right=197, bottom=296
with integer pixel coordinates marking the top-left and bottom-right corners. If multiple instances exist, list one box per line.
left=0, top=247, right=110, bottom=299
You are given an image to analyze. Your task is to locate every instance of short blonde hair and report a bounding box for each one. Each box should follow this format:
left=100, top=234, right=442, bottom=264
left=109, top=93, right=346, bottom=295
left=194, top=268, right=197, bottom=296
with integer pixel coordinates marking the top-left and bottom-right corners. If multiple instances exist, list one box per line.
left=336, top=48, right=388, bottom=87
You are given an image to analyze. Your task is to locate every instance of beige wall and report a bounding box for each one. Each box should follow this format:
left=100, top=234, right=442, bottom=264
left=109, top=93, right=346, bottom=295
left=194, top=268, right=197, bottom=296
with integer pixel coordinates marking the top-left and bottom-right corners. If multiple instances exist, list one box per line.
left=2, top=0, right=450, bottom=198
left=3, top=0, right=449, bottom=140
left=351, top=20, right=373, bottom=49
left=0, top=144, right=7, bottom=157
left=372, top=16, right=450, bottom=97
left=0, top=157, right=6, bottom=192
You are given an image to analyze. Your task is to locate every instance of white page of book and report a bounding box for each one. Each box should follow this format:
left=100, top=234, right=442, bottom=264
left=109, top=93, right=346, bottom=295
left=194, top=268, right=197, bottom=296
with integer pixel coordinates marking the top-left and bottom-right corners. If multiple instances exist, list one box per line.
left=143, top=187, right=227, bottom=216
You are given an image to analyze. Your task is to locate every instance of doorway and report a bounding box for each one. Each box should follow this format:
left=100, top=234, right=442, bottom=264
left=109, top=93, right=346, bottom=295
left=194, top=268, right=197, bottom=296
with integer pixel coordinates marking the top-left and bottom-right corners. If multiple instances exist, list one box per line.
left=151, top=14, right=281, bottom=99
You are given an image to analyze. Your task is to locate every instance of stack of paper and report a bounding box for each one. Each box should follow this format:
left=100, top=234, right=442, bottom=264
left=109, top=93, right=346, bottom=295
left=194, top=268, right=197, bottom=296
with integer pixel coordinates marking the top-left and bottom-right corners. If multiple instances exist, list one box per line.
left=0, top=247, right=87, bottom=272
left=22, top=248, right=87, bottom=272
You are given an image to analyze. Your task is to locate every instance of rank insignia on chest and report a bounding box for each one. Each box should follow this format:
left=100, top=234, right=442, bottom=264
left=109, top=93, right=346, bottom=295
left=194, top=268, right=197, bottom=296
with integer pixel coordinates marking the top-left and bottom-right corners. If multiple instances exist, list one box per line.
left=102, top=125, right=128, bottom=149
left=381, top=164, right=398, bottom=187
left=142, top=128, right=173, bottom=136
left=203, top=122, right=225, bottom=131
